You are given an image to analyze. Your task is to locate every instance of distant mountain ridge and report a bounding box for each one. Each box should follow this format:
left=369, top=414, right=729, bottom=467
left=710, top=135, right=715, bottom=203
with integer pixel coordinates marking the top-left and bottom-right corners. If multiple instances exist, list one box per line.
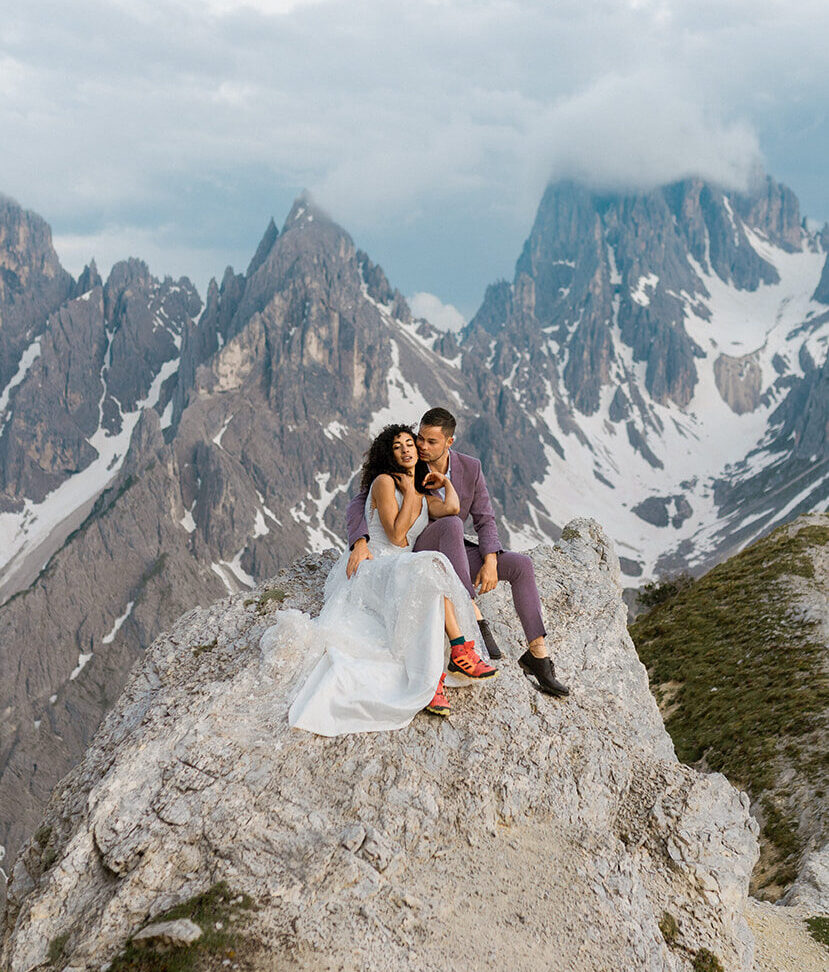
left=0, top=174, right=827, bottom=888
left=463, top=176, right=829, bottom=575
left=0, top=194, right=476, bottom=882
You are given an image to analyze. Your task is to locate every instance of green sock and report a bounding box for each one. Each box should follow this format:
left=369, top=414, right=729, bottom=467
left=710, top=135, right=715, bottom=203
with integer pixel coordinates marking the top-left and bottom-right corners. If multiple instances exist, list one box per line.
left=449, top=635, right=466, bottom=647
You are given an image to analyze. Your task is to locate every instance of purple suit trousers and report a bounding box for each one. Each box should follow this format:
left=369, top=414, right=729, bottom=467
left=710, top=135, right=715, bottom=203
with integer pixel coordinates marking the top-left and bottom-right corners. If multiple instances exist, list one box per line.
left=346, top=451, right=546, bottom=642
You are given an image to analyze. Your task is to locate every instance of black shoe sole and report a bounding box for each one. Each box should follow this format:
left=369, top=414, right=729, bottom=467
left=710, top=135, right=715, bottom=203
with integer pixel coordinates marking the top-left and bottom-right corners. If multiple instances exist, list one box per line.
left=517, top=657, right=570, bottom=697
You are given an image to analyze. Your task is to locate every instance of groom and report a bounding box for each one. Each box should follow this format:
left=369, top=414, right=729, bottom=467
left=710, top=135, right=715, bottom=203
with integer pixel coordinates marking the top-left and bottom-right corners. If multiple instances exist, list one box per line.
left=346, top=407, right=569, bottom=698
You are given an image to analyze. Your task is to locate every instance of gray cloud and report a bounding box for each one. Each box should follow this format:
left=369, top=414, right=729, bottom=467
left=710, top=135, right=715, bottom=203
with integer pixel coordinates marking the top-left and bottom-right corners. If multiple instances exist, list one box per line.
left=1, top=0, right=827, bottom=311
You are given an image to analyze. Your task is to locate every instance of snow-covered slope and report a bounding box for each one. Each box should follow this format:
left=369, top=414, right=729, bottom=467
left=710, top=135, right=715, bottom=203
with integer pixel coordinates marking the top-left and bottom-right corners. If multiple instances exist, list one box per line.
left=0, top=265, right=198, bottom=603
left=464, top=178, right=829, bottom=578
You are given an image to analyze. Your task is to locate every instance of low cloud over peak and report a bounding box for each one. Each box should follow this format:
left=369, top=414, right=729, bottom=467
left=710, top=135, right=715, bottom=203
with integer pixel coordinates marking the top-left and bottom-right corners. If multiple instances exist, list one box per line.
left=2, top=0, right=827, bottom=309
left=538, top=71, right=763, bottom=195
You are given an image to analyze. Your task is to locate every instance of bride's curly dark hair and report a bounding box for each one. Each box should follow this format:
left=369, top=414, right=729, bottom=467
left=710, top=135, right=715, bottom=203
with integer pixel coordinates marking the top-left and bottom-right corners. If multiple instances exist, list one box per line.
left=360, top=424, right=429, bottom=493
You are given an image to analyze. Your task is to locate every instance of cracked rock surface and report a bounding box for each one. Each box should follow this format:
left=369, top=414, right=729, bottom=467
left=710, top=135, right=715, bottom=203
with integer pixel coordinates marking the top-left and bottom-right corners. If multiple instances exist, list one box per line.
left=1, top=519, right=758, bottom=971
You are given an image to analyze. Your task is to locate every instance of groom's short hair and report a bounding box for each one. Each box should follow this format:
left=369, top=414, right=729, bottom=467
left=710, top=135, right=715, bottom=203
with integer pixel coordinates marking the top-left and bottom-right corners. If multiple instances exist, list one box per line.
left=420, top=407, right=456, bottom=437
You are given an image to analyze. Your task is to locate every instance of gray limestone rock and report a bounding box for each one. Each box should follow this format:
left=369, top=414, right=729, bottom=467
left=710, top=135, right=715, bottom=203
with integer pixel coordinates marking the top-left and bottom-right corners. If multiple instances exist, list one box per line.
left=714, top=352, right=763, bottom=415
left=0, top=258, right=199, bottom=510
left=131, top=918, right=203, bottom=948
left=783, top=846, right=829, bottom=910
left=0, top=289, right=107, bottom=506
left=1, top=519, right=759, bottom=972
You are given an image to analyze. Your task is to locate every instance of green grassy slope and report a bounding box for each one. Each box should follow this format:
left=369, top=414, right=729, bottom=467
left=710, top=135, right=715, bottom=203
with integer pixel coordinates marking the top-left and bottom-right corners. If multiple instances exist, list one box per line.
left=630, top=516, right=829, bottom=897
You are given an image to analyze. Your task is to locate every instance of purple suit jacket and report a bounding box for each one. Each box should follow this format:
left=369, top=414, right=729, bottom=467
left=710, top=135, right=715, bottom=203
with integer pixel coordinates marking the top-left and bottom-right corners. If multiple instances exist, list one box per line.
left=345, top=450, right=502, bottom=557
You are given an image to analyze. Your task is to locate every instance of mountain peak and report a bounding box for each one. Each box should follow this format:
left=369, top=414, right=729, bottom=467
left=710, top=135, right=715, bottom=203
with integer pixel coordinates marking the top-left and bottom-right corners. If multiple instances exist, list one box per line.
left=281, top=192, right=333, bottom=233
left=74, top=260, right=103, bottom=296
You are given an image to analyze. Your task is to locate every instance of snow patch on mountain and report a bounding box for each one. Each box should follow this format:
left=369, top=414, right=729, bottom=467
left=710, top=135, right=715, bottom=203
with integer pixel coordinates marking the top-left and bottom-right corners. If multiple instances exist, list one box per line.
left=290, top=473, right=345, bottom=553
left=0, top=338, right=41, bottom=436
left=102, top=601, right=135, bottom=645
left=369, top=338, right=432, bottom=434
left=510, top=226, right=829, bottom=577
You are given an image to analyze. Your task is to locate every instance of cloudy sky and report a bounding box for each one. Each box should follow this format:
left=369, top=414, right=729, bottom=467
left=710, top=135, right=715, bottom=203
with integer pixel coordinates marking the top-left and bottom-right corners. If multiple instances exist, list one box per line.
left=2, top=0, right=828, bottom=322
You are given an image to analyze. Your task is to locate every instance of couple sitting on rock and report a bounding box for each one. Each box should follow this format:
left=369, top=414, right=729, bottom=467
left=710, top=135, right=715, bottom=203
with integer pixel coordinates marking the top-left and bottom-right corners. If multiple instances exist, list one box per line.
left=277, top=407, right=569, bottom=736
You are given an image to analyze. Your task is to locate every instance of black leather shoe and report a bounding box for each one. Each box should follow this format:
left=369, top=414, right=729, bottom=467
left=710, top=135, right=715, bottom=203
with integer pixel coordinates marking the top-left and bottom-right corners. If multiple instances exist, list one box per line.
left=477, top=619, right=502, bottom=660
left=517, top=651, right=569, bottom=697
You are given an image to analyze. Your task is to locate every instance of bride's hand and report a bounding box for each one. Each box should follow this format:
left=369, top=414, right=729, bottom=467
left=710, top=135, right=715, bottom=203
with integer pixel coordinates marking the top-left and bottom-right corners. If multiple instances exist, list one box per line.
left=393, top=472, right=417, bottom=494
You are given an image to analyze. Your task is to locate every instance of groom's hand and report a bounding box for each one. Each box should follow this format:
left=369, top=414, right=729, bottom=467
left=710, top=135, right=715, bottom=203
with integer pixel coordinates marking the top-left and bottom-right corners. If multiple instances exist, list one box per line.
left=346, top=537, right=373, bottom=579
left=474, top=554, right=498, bottom=595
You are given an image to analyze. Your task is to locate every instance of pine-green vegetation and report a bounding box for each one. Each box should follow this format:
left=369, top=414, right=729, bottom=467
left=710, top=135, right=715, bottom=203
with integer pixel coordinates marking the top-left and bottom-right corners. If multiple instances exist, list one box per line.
left=806, top=914, right=829, bottom=950
left=107, top=882, right=255, bottom=972
left=244, top=586, right=287, bottom=614
left=692, top=948, right=724, bottom=972
left=630, top=519, right=829, bottom=893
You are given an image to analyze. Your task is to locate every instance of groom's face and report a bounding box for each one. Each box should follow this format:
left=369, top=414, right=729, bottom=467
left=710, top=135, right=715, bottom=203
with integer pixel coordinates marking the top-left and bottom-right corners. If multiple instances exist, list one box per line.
left=416, top=424, right=453, bottom=463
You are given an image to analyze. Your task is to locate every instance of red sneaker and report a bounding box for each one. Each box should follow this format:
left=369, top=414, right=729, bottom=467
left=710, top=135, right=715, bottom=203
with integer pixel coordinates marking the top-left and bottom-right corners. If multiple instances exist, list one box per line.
left=448, top=641, right=498, bottom=680
left=425, top=673, right=450, bottom=716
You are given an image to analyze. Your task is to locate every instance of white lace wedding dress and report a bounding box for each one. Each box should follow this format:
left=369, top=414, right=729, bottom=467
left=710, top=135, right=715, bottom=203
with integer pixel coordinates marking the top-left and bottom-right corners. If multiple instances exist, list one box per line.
left=261, top=487, right=483, bottom=736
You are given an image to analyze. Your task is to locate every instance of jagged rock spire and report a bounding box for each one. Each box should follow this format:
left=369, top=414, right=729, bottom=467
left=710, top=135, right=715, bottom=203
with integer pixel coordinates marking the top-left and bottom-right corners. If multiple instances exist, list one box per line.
left=245, top=218, right=278, bottom=277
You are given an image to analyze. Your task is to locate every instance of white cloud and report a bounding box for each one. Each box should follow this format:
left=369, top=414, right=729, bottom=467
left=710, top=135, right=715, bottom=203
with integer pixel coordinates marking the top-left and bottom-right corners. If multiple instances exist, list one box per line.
left=199, top=0, right=330, bottom=14
left=537, top=70, right=763, bottom=193
left=1, top=0, right=827, bottom=306
left=409, top=292, right=466, bottom=332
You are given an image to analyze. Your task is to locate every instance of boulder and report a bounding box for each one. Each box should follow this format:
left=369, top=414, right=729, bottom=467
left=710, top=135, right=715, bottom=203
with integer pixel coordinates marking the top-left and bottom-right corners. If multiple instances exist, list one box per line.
left=131, top=917, right=202, bottom=948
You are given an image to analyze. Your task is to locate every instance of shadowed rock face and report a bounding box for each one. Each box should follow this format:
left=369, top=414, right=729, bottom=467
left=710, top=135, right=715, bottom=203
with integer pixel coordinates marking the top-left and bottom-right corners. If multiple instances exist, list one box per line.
left=0, top=262, right=199, bottom=509
left=814, top=253, right=829, bottom=305
left=0, top=289, right=106, bottom=507
left=790, top=350, right=829, bottom=461
left=1, top=520, right=759, bottom=972
left=0, top=197, right=73, bottom=394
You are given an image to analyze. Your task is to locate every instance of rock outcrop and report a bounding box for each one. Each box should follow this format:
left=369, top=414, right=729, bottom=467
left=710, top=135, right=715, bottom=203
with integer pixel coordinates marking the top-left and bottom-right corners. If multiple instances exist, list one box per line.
left=2, top=520, right=759, bottom=971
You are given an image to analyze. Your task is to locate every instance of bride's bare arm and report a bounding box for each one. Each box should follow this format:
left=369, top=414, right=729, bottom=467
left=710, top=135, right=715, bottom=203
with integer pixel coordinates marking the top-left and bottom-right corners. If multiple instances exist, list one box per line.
left=424, top=471, right=460, bottom=518
left=372, top=474, right=423, bottom=546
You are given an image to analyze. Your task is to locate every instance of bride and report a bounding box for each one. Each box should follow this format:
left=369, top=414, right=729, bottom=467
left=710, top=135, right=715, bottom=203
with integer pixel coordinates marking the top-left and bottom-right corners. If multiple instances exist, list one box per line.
left=263, top=424, right=497, bottom=736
